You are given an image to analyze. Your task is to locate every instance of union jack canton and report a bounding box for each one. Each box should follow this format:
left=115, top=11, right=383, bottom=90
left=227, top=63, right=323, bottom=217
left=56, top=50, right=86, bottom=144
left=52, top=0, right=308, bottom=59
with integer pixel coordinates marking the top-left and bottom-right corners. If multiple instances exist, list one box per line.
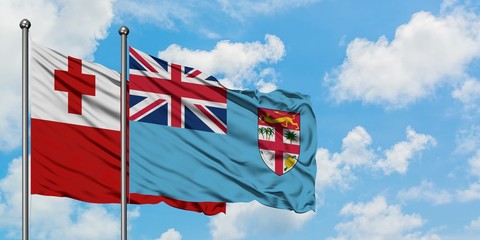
left=129, top=47, right=227, bottom=134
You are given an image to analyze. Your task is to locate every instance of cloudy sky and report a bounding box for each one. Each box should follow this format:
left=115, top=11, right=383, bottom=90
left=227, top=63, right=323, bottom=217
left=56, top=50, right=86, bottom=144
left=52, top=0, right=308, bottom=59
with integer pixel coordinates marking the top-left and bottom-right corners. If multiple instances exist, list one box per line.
left=1, top=0, right=480, bottom=239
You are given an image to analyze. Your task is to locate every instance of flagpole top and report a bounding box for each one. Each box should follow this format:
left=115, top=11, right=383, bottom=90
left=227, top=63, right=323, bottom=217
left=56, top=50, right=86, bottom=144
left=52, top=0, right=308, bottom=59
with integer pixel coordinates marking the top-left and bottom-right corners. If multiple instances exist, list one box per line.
left=119, top=26, right=129, bottom=36
left=19, top=19, right=31, bottom=29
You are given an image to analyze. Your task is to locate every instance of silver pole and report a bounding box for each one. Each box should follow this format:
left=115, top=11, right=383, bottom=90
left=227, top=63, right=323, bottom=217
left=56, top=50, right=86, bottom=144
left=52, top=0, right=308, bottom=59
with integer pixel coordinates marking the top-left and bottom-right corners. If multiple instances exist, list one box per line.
left=20, top=18, right=31, bottom=240
left=119, top=25, right=129, bottom=240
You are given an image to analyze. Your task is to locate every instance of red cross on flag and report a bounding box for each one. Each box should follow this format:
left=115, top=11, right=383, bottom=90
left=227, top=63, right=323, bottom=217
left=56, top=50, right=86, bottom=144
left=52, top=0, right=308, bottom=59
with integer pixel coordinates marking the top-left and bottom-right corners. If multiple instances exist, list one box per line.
left=30, top=42, right=225, bottom=215
left=53, top=56, right=96, bottom=115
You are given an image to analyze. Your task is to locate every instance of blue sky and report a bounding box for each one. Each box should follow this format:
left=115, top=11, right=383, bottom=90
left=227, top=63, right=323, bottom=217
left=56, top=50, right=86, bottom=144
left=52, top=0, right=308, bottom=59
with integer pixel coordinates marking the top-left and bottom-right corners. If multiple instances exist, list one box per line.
left=1, top=0, right=480, bottom=239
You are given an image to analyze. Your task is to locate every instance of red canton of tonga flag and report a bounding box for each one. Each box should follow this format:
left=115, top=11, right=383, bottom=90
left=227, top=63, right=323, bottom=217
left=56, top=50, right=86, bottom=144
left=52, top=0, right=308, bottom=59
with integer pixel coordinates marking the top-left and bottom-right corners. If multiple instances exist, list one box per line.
left=129, top=47, right=227, bottom=134
left=258, top=108, right=300, bottom=176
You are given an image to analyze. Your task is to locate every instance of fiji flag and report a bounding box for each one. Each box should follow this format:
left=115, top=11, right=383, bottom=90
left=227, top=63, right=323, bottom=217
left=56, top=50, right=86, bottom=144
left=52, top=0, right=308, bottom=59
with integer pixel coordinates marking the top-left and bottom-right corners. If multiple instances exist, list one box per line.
left=129, top=47, right=317, bottom=213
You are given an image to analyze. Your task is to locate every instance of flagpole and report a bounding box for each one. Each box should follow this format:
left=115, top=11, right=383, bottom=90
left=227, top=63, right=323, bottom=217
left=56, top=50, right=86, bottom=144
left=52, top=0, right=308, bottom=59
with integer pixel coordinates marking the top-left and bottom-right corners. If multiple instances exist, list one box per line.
left=119, top=25, right=129, bottom=240
left=20, top=18, right=31, bottom=240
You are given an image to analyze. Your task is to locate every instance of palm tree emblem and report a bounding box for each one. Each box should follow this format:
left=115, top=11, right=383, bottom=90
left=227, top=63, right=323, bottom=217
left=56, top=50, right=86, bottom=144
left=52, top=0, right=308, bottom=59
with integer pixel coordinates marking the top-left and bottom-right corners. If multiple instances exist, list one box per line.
left=258, top=127, right=266, bottom=139
left=284, top=130, right=298, bottom=144
left=265, top=128, right=274, bottom=140
left=259, top=127, right=275, bottom=140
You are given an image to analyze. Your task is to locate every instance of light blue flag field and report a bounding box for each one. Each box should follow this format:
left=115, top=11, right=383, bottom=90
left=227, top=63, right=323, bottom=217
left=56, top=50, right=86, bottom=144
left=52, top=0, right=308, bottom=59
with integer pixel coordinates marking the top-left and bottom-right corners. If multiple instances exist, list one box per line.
left=129, top=47, right=317, bottom=213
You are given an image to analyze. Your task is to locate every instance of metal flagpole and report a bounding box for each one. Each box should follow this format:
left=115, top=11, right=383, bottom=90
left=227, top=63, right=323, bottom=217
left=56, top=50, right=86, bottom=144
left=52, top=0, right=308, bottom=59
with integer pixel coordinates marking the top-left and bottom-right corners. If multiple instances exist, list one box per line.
left=119, top=25, right=129, bottom=240
left=20, top=18, right=31, bottom=240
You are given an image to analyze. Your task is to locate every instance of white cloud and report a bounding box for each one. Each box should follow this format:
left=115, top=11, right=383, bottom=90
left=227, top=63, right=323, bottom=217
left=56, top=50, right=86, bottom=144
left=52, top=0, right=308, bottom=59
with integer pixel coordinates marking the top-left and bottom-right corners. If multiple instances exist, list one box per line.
left=0, top=158, right=23, bottom=230
left=316, top=126, right=435, bottom=190
left=116, top=0, right=318, bottom=33
left=155, top=228, right=182, bottom=240
left=0, top=158, right=120, bottom=239
left=396, top=180, right=452, bottom=205
left=326, top=8, right=480, bottom=108
left=116, top=0, right=319, bottom=38
left=375, top=127, right=436, bottom=175
left=126, top=206, right=141, bottom=232
left=32, top=203, right=119, bottom=240
left=115, top=0, right=192, bottom=29
left=0, top=0, right=115, bottom=151
left=440, top=0, right=459, bottom=13
left=340, top=126, right=376, bottom=167
left=128, top=206, right=140, bottom=219
left=255, top=79, right=278, bottom=93
left=465, top=217, right=480, bottom=233
left=255, top=68, right=279, bottom=93
left=452, top=78, right=480, bottom=111
left=328, top=196, right=429, bottom=240
left=315, top=148, right=354, bottom=191
left=218, top=0, right=319, bottom=21
left=158, top=34, right=285, bottom=90
left=455, top=125, right=480, bottom=154
left=456, top=149, right=480, bottom=202
left=209, top=201, right=314, bottom=240
left=438, top=216, right=480, bottom=240
left=468, top=150, right=480, bottom=177
left=403, top=232, right=442, bottom=240
left=315, top=126, right=375, bottom=190
left=457, top=182, right=480, bottom=202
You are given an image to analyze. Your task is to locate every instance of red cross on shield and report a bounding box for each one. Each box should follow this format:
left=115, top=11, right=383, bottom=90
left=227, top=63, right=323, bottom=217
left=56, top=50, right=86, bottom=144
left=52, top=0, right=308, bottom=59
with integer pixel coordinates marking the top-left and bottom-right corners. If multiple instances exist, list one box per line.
left=258, top=108, right=301, bottom=176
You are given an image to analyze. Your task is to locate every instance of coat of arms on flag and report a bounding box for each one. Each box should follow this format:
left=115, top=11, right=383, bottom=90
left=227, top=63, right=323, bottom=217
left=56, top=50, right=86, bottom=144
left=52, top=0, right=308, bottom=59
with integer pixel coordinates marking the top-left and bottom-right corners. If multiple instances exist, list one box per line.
left=258, top=108, right=300, bottom=175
